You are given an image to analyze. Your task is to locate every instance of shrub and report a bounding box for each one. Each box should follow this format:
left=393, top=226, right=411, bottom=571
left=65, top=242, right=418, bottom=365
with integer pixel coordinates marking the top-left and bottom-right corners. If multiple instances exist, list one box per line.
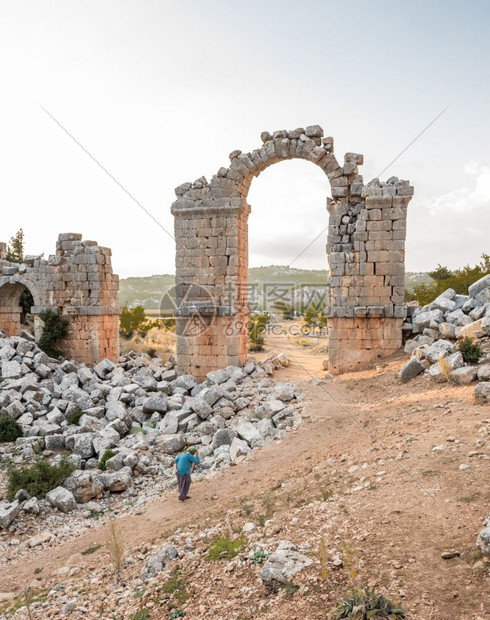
left=331, top=586, right=406, bottom=619
left=129, top=610, right=149, bottom=620
left=248, top=313, right=268, bottom=352
left=65, top=410, right=84, bottom=426
left=162, top=570, right=189, bottom=604
left=98, top=449, right=116, bottom=471
left=458, top=337, right=482, bottom=363
left=437, top=356, right=453, bottom=382
left=0, top=416, right=23, bottom=442
left=205, top=536, right=246, bottom=561
left=250, top=549, right=267, bottom=565
left=107, top=517, right=125, bottom=583
left=169, top=611, right=185, bottom=619
left=6, top=456, right=75, bottom=501
left=38, top=309, right=69, bottom=359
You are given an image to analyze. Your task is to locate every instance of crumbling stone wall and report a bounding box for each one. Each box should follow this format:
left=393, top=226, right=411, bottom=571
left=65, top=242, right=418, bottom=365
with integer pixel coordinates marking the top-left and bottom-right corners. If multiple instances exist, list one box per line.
left=0, top=233, right=119, bottom=364
left=171, top=125, right=413, bottom=378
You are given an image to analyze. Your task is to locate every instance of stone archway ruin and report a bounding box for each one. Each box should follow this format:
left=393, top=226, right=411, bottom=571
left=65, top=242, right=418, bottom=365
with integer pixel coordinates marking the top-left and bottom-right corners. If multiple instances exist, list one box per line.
left=0, top=233, right=120, bottom=364
left=171, top=125, right=413, bottom=379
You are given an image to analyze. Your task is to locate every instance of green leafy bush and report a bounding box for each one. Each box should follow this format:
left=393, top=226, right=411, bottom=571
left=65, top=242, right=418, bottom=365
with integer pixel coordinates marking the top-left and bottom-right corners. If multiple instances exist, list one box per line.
left=458, top=337, right=482, bottom=363
left=162, top=570, right=189, bottom=604
left=38, top=309, right=69, bottom=358
left=6, top=456, right=76, bottom=501
left=250, top=549, right=267, bottom=565
left=205, top=536, right=246, bottom=561
left=98, top=449, right=117, bottom=471
left=65, top=410, right=84, bottom=426
left=331, top=586, right=406, bottom=619
left=129, top=610, right=149, bottom=620
left=169, top=611, right=185, bottom=619
left=0, top=416, right=23, bottom=442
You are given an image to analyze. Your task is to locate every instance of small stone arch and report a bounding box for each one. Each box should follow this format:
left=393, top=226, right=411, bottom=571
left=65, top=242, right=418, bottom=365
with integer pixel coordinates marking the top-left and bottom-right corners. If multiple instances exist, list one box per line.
left=171, top=125, right=413, bottom=379
left=0, top=234, right=120, bottom=363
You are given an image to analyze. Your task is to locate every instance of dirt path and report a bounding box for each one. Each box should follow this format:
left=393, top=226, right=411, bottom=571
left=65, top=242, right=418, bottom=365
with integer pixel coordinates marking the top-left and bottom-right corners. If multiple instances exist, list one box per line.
left=2, top=333, right=489, bottom=617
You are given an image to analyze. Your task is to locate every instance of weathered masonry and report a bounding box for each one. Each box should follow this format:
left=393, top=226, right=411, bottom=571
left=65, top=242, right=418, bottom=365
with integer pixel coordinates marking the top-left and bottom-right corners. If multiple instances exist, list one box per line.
left=171, top=125, right=413, bottom=379
left=0, top=233, right=119, bottom=364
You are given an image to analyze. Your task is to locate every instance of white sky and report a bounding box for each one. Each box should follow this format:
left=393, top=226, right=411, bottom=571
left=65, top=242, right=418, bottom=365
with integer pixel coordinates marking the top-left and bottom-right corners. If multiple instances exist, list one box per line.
left=0, top=0, right=489, bottom=277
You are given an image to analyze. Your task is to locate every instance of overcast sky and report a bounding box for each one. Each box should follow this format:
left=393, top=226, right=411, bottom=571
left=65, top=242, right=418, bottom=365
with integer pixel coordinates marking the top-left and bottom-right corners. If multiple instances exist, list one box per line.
left=0, top=0, right=489, bottom=277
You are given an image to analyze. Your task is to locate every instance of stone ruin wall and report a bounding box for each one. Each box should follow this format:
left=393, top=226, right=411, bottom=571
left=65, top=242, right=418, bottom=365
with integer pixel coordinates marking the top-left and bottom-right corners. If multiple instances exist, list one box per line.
left=171, top=125, right=413, bottom=379
left=0, top=233, right=119, bottom=364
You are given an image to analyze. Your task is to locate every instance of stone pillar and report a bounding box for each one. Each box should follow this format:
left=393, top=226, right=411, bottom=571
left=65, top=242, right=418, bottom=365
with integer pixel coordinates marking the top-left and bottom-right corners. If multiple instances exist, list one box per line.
left=326, top=176, right=413, bottom=373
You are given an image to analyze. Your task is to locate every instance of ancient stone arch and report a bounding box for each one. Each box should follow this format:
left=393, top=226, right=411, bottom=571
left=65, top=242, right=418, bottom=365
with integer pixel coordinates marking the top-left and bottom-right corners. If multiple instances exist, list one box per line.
left=171, top=125, right=413, bottom=379
left=0, top=233, right=120, bottom=363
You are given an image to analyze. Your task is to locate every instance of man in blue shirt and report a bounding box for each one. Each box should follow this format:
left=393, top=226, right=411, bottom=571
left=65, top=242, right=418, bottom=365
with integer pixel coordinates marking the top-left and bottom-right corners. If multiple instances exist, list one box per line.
left=174, top=447, right=200, bottom=501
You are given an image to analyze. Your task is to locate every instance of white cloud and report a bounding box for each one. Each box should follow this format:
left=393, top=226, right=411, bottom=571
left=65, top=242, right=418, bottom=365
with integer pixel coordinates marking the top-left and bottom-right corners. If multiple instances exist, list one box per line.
left=428, top=161, right=490, bottom=214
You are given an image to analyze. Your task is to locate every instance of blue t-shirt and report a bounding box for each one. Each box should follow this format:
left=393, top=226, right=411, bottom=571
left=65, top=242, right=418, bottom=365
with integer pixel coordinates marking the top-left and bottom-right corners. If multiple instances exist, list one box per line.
left=174, top=452, right=200, bottom=475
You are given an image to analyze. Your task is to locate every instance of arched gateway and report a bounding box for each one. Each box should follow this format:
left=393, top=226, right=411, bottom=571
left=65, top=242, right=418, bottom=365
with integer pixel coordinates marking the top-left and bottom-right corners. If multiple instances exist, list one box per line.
left=171, top=125, right=413, bottom=380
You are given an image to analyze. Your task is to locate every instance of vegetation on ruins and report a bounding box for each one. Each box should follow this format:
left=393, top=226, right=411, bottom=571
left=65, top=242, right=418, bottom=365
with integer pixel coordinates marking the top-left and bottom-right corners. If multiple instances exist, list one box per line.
left=0, top=415, right=23, bottom=442
left=6, top=456, right=76, bottom=501
left=6, top=228, right=24, bottom=263
left=205, top=535, right=246, bottom=561
left=405, top=253, right=490, bottom=305
left=458, top=337, right=482, bottom=363
left=38, top=309, right=69, bottom=359
left=98, top=448, right=117, bottom=471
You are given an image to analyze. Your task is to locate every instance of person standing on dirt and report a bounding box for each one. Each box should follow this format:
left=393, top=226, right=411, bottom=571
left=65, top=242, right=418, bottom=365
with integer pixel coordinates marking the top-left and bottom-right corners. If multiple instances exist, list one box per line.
left=174, top=446, right=200, bottom=501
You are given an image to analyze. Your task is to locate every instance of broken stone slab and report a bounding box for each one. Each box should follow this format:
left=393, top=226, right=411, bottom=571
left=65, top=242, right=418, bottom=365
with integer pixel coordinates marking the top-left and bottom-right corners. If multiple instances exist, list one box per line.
left=63, top=470, right=104, bottom=503
left=28, top=531, right=55, bottom=548
left=450, top=367, right=478, bottom=386
left=427, top=352, right=464, bottom=383
left=474, top=382, right=490, bottom=404
left=468, top=274, right=490, bottom=299
left=142, top=396, right=168, bottom=415
left=411, top=309, right=444, bottom=334
left=0, top=501, right=21, bottom=528
left=424, top=340, right=456, bottom=364
left=229, top=437, right=251, bottom=461
left=98, top=466, right=133, bottom=492
left=45, top=487, right=77, bottom=513
left=23, top=497, right=40, bottom=514
left=235, top=421, right=262, bottom=446
left=155, top=433, right=185, bottom=455
left=399, top=357, right=425, bottom=382
left=206, top=369, right=230, bottom=384
left=272, top=383, right=295, bottom=402
left=141, top=545, right=179, bottom=579
left=477, top=363, right=490, bottom=380
left=211, top=428, right=237, bottom=450
left=93, top=358, right=115, bottom=379
left=260, top=541, right=312, bottom=590
left=1, top=360, right=22, bottom=380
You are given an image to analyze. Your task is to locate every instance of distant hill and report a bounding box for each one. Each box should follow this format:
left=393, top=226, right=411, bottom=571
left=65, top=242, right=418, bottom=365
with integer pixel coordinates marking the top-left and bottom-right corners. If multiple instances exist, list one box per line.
left=118, top=266, right=431, bottom=310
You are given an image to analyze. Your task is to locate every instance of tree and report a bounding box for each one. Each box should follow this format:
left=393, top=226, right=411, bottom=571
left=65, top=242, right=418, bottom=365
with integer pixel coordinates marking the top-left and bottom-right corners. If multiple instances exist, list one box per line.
left=119, top=304, right=151, bottom=339
left=6, top=228, right=24, bottom=263
left=248, top=313, right=268, bottom=352
left=428, top=264, right=452, bottom=281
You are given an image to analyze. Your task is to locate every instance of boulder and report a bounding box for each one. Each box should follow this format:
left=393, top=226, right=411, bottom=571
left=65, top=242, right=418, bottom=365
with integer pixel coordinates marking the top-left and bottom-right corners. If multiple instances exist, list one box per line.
left=174, top=375, right=197, bottom=391
left=211, top=428, right=237, bottom=450
left=155, top=433, right=185, bottom=454
left=64, top=470, right=104, bottom=503
left=1, top=360, right=22, bottom=380
left=98, top=466, right=133, bottom=492
left=399, top=357, right=425, bottom=382
left=458, top=318, right=487, bottom=340
left=474, top=382, right=490, bottom=404
left=260, top=541, right=312, bottom=590
left=23, top=497, right=40, bottom=514
left=190, top=397, right=213, bottom=419
left=468, top=274, right=490, bottom=299
left=0, top=501, right=20, bottom=528
left=44, top=434, right=66, bottom=451
left=141, top=545, right=179, bottom=579
left=206, top=369, right=230, bottom=384
left=273, top=383, right=295, bottom=402
left=142, top=396, right=168, bottom=415
left=477, top=363, right=490, bottom=381
left=46, top=487, right=77, bottom=513
left=450, top=367, right=478, bottom=385
left=412, top=309, right=443, bottom=334
left=424, top=340, right=456, bottom=364
left=235, top=421, right=262, bottom=446
left=230, top=437, right=251, bottom=461
left=72, top=433, right=96, bottom=459
left=477, top=515, right=490, bottom=555
left=94, top=358, right=115, bottom=379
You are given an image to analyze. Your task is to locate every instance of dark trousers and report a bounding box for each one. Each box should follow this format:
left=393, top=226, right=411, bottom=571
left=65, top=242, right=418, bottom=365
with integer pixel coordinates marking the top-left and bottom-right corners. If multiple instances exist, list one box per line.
left=176, top=473, right=191, bottom=500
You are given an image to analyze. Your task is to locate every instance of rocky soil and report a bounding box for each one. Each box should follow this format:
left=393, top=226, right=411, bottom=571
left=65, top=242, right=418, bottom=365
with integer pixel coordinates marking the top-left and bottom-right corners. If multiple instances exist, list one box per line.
left=0, top=346, right=488, bottom=619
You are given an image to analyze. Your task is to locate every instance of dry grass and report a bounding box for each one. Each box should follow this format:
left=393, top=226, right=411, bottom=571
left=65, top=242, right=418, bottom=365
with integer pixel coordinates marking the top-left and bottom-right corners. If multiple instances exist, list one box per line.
left=437, top=355, right=452, bottom=382
left=106, top=517, right=125, bottom=583
left=120, top=326, right=176, bottom=359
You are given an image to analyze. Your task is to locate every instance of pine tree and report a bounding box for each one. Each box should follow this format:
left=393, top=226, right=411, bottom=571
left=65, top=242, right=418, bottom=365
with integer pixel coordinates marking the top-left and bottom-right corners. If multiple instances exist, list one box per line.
left=6, top=229, right=24, bottom=263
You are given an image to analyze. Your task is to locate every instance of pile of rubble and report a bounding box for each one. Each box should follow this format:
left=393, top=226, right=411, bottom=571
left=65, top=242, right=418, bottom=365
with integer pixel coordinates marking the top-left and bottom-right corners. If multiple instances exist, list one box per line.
left=399, top=274, right=490, bottom=401
left=0, top=332, right=302, bottom=531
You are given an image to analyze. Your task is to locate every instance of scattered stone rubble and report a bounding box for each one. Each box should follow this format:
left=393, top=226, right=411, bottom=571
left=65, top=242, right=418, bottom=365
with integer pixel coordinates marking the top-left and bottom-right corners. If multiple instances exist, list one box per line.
left=399, top=274, right=490, bottom=401
left=0, top=331, right=303, bottom=536
left=477, top=513, right=490, bottom=555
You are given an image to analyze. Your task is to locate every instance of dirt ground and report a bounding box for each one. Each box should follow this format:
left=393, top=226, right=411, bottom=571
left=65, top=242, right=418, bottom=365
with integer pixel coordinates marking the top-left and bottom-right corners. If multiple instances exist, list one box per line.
left=1, top=321, right=489, bottom=618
